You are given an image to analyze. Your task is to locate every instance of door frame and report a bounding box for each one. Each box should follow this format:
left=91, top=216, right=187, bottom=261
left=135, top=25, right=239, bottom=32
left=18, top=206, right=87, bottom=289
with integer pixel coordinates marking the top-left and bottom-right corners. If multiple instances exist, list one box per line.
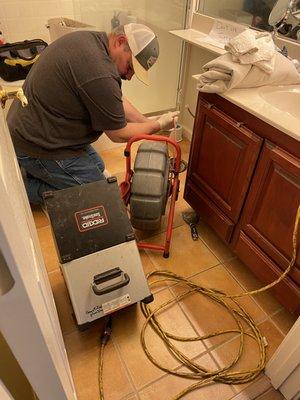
left=266, top=317, right=300, bottom=399
left=0, top=101, right=77, bottom=400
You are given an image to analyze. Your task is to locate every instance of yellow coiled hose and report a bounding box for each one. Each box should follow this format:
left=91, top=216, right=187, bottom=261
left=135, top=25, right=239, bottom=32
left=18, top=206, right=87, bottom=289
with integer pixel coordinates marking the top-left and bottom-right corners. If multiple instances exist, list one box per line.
left=99, top=206, right=300, bottom=400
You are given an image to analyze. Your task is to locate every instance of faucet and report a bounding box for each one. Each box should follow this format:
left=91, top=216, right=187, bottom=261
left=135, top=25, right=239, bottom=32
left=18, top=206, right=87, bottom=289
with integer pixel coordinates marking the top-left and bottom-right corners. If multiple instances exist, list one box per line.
left=0, top=87, right=28, bottom=109
left=280, top=45, right=289, bottom=57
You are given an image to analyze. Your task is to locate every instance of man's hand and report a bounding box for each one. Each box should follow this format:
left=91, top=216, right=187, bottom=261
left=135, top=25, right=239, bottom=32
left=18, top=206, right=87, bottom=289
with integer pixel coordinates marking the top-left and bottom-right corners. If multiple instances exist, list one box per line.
left=157, top=111, right=180, bottom=131
left=105, top=111, right=180, bottom=143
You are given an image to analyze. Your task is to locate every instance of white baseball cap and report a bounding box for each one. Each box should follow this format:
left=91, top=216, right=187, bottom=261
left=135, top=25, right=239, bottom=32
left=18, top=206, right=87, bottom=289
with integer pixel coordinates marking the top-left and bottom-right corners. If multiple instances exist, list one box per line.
left=124, top=23, right=159, bottom=85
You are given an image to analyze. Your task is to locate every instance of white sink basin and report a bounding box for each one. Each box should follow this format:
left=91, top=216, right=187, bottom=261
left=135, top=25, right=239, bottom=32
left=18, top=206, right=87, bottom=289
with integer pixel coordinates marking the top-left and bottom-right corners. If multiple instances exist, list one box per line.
left=259, top=86, right=300, bottom=119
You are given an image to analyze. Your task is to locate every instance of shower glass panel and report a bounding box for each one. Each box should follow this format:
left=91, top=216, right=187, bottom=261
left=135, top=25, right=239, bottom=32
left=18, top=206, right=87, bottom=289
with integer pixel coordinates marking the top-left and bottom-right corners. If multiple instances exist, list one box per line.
left=73, top=0, right=188, bottom=114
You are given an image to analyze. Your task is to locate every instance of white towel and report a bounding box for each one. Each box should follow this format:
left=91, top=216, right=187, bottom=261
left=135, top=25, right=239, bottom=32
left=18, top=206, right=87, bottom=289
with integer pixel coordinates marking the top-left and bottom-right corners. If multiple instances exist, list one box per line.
left=225, top=30, right=276, bottom=74
left=197, top=52, right=300, bottom=94
left=225, top=29, right=259, bottom=56
left=197, top=53, right=251, bottom=93
left=232, top=53, right=276, bottom=74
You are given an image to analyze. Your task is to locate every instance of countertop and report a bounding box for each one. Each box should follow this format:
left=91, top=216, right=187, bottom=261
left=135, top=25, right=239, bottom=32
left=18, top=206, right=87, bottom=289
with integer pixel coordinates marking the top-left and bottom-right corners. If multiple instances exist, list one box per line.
left=193, top=76, right=300, bottom=142
left=220, top=87, right=299, bottom=142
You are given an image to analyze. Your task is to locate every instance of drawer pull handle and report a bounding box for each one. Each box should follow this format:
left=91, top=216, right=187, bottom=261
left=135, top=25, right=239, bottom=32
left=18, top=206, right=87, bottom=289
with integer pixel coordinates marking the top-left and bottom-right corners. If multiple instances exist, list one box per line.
left=236, top=122, right=245, bottom=128
left=207, top=103, right=214, bottom=109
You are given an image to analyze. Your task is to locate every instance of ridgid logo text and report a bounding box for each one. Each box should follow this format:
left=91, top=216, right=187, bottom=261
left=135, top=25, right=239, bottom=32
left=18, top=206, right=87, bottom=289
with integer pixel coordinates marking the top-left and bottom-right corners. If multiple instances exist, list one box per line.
left=75, top=205, right=108, bottom=232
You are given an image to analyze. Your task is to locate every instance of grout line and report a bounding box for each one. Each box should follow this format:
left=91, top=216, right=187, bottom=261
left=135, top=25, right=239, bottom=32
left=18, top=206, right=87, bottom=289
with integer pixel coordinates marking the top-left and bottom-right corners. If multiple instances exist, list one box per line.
left=47, top=268, right=60, bottom=275
left=163, top=287, right=212, bottom=357
left=205, top=309, right=285, bottom=372
left=111, top=334, right=141, bottom=398
left=222, top=263, right=281, bottom=318
left=114, top=289, right=215, bottom=396
left=228, top=376, right=274, bottom=400
left=267, top=307, right=295, bottom=337
left=146, top=261, right=226, bottom=300
left=121, top=394, right=140, bottom=400
left=197, top=230, right=237, bottom=266
left=62, top=327, right=78, bottom=337
left=134, top=340, right=237, bottom=396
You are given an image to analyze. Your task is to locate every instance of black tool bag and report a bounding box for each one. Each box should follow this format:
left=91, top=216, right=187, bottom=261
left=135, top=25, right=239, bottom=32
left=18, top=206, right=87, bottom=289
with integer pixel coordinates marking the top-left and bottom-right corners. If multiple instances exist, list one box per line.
left=0, top=39, right=48, bottom=82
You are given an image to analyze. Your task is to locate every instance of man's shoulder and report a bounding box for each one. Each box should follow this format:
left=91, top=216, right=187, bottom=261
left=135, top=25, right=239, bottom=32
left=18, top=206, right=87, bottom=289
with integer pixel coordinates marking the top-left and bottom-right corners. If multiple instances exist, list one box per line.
left=58, top=30, right=107, bottom=45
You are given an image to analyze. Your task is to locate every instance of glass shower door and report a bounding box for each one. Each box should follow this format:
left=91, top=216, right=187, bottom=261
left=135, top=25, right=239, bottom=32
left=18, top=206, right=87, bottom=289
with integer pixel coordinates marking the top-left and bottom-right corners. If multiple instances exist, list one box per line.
left=73, top=0, right=189, bottom=114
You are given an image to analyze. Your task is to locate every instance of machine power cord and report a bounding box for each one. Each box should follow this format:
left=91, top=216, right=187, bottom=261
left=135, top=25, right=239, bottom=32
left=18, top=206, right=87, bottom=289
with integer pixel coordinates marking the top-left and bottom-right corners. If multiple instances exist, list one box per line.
left=99, top=206, right=300, bottom=400
left=99, top=316, right=112, bottom=400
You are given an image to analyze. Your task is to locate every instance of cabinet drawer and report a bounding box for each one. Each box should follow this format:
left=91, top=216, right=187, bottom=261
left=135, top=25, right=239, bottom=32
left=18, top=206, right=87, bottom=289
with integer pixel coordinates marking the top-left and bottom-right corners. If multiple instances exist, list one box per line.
left=235, top=231, right=300, bottom=314
left=184, top=181, right=234, bottom=243
left=188, top=100, right=262, bottom=222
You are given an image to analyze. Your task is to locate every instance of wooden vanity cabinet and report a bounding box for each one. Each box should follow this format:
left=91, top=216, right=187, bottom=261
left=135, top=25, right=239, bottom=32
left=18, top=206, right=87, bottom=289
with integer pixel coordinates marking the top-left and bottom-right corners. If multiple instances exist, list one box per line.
left=184, top=92, right=300, bottom=313
left=185, top=97, right=262, bottom=243
left=233, top=142, right=300, bottom=312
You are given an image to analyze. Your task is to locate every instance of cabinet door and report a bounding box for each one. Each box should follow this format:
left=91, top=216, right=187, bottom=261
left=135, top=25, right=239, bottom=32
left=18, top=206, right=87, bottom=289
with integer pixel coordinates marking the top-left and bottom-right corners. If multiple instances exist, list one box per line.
left=240, top=142, right=300, bottom=286
left=187, top=101, right=262, bottom=223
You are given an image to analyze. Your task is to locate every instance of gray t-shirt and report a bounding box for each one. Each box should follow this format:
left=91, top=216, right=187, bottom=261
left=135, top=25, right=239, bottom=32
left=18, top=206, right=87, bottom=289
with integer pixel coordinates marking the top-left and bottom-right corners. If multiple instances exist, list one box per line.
left=7, top=31, right=126, bottom=159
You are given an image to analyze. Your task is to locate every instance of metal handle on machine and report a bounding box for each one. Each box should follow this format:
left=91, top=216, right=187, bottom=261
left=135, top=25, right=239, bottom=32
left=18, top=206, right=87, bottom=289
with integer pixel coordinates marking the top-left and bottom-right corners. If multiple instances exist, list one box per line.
left=92, top=267, right=130, bottom=296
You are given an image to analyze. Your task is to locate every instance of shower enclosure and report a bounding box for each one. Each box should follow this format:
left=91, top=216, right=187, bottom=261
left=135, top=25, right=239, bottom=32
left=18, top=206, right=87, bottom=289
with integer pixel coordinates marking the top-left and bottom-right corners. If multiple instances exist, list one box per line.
left=72, top=0, right=190, bottom=115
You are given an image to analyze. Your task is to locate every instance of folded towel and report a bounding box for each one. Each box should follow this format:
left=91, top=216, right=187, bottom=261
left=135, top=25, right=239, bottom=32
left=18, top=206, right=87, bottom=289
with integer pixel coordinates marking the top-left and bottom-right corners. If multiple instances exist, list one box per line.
left=225, top=30, right=276, bottom=74
left=197, top=53, right=251, bottom=93
left=225, top=29, right=259, bottom=56
left=232, top=52, right=276, bottom=74
left=239, top=52, right=300, bottom=88
left=197, top=52, right=300, bottom=93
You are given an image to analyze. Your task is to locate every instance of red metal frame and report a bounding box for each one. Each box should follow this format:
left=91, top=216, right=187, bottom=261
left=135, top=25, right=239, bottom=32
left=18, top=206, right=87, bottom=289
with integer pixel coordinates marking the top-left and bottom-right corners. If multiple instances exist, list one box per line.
left=120, top=134, right=181, bottom=258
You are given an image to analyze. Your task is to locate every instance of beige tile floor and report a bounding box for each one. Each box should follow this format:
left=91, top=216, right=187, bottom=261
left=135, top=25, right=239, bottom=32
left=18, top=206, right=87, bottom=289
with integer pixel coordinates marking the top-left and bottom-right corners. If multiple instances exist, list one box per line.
left=32, top=139, right=297, bottom=400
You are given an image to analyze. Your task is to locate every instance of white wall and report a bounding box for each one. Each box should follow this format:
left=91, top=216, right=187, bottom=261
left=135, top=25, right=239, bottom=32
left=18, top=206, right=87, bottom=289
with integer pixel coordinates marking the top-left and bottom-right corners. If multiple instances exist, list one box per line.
left=0, top=0, right=75, bottom=43
left=180, top=44, right=215, bottom=139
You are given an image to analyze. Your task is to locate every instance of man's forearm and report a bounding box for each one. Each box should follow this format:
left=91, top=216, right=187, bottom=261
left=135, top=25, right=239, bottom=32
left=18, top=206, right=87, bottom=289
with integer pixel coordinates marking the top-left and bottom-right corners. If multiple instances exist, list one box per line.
left=105, top=120, right=160, bottom=142
left=122, top=97, right=148, bottom=123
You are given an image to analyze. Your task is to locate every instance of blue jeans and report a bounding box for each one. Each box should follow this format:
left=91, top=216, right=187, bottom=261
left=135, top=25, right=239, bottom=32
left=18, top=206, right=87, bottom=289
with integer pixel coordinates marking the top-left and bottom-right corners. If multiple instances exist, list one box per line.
left=17, top=145, right=106, bottom=204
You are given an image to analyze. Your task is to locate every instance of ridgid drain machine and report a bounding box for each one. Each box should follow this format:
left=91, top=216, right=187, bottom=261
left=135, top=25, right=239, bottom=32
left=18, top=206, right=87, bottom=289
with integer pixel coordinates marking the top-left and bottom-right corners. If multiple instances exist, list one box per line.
left=44, top=135, right=182, bottom=328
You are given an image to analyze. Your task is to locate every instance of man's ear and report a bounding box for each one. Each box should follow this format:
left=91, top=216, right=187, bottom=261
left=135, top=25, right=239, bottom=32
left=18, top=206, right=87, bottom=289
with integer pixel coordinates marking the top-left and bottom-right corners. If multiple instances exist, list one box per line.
left=116, top=34, right=128, bottom=48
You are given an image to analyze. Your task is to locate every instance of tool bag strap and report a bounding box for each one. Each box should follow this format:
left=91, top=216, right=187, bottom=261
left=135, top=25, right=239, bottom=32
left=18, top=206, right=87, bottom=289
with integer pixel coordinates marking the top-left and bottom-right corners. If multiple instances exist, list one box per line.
left=0, top=39, right=48, bottom=61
